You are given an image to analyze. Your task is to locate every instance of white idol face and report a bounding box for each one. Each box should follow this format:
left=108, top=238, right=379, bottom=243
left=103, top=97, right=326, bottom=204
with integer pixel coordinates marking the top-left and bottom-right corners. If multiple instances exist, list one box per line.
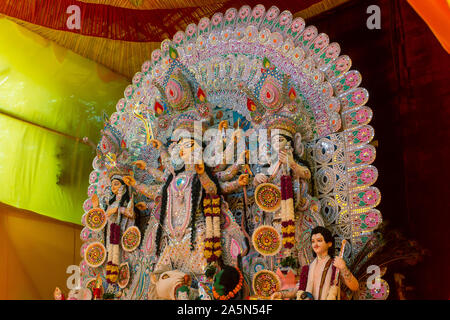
left=111, top=179, right=122, bottom=195
left=178, top=138, right=201, bottom=164
left=311, top=233, right=332, bottom=257
left=271, top=133, right=290, bottom=156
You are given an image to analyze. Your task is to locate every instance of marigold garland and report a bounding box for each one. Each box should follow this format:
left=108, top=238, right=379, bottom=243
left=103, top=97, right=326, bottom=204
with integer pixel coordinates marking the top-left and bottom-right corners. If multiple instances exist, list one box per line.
left=212, top=267, right=244, bottom=300
left=106, top=222, right=120, bottom=283
left=281, top=175, right=296, bottom=249
left=203, top=194, right=222, bottom=262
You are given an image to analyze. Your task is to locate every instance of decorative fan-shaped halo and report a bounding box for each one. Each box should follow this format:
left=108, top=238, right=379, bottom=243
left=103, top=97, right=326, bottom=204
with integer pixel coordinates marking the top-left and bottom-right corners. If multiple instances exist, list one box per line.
left=122, top=226, right=141, bottom=252
left=78, top=4, right=383, bottom=299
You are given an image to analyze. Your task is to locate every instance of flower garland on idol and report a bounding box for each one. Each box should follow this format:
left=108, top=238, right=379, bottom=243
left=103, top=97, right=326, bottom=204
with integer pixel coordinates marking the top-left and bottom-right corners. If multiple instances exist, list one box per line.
left=212, top=267, right=244, bottom=300
left=281, top=173, right=295, bottom=249
left=203, top=194, right=222, bottom=263
left=106, top=222, right=121, bottom=283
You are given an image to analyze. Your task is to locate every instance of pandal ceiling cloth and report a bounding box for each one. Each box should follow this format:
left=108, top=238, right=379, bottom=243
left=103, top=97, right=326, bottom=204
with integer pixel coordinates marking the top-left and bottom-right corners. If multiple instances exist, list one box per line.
left=0, top=0, right=351, bottom=78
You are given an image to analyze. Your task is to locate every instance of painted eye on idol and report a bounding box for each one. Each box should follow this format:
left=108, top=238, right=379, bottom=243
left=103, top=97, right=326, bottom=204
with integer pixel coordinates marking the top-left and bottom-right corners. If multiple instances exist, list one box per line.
left=112, top=180, right=121, bottom=187
left=181, top=140, right=195, bottom=149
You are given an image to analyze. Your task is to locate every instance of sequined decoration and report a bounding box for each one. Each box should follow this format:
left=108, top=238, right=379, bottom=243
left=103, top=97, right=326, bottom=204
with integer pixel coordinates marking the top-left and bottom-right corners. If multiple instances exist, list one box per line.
left=358, top=279, right=390, bottom=300
left=252, top=225, right=281, bottom=256
left=118, top=263, right=131, bottom=289
left=84, top=242, right=107, bottom=268
left=254, top=183, right=281, bottom=212
left=252, top=270, right=281, bottom=297
left=122, top=226, right=141, bottom=252
left=86, top=278, right=103, bottom=296
left=85, top=208, right=107, bottom=231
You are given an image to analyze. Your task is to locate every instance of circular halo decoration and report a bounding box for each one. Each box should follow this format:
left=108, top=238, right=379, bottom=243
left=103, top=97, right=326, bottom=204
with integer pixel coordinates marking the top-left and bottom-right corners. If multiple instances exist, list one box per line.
left=254, top=183, right=281, bottom=212
left=84, top=242, right=107, bottom=268
left=252, top=270, right=281, bottom=297
left=252, top=225, right=282, bottom=256
left=85, top=208, right=107, bottom=231
left=121, top=226, right=141, bottom=252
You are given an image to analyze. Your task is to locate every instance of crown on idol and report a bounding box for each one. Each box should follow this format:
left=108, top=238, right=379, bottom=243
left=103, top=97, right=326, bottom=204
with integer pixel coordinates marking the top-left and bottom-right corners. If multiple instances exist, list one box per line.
left=97, top=121, right=124, bottom=157
left=107, top=165, right=132, bottom=181
left=239, top=57, right=313, bottom=140
left=151, top=49, right=208, bottom=115
left=171, top=110, right=210, bottom=144
left=151, top=47, right=211, bottom=139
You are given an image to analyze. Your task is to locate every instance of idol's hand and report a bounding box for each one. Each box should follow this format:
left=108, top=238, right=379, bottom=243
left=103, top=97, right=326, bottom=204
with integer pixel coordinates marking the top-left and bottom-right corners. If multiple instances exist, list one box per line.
left=195, top=162, right=205, bottom=175
left=161, top=157, right=175, bottom=176
left=106, top=208, right=117, bottom=218
left=238, top=150, right=249, bottom=164
left=149, top=139, right=162, bottom=149
left=117, top=185, right=126, bottom=199
left=91, top=194, right=99, bottom=208
left=300, top=167, right=311, bottom=180
left=279, top=150, right=294, bottom=165
left=133, top=160, right=146, bottom=170
left=278, top=150, right=287, bottom=165
left=135, top=202, right=147, bottom=211
left=123, top=176, right=136, bottom=187
left=333, top=257, right=347, bottom=271
left=270, top=292, right=282, bottom=300
left=238, top=174, right=249, bottom=186
left=218, top=120, right=229, bottom=131
left=168, top=165, right=176, bottom=177
left=253, top=173, right=268, bottom=186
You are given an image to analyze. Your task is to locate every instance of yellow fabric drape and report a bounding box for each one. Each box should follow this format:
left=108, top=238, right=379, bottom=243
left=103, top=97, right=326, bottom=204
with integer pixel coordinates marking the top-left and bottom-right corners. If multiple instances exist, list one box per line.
left=0, top=202, right=83, bottom=300
left=0, top=18, right=128, bottom=224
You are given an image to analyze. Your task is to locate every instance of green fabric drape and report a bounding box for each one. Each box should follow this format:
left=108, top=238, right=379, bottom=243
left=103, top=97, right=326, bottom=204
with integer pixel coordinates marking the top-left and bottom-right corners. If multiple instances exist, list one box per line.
left=0, top=19, right=128, bottom=224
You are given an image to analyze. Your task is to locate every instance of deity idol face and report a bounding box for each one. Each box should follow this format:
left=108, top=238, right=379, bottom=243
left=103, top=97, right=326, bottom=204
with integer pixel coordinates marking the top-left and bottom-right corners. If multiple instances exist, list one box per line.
left=111, top=179, right=122, bottom=195
left=178, top=138, right=201, bottom=164
left=271, top=133, right=291, bottom=155
left=311, top=233, right=332, bottom=257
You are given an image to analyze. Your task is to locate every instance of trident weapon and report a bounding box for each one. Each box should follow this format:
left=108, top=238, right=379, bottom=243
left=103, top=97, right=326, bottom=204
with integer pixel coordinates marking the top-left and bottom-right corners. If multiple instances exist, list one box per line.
left=133, top=102, right=154, bottom=146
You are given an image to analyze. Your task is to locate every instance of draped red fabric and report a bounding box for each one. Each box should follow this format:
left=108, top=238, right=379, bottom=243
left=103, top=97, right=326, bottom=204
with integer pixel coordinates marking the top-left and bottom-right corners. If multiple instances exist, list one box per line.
left=0, top=0, right=322, bottom=42
left=309, top=0, right=450, bottom=299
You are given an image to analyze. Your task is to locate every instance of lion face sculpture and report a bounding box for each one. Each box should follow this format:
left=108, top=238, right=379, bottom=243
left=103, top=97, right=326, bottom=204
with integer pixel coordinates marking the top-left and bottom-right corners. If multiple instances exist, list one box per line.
left=149, top=270, right=191, bottom=300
